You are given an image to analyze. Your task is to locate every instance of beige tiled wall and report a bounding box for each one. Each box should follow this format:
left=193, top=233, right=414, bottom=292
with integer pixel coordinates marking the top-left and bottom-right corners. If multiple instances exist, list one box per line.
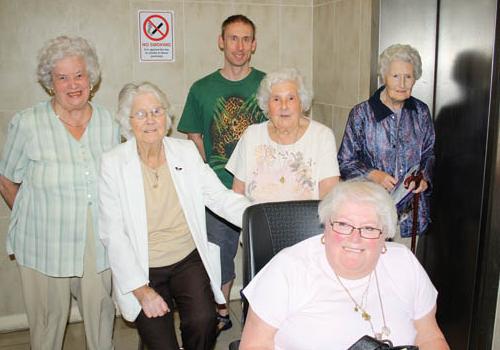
left=0, top=0, right=375, bottom=329
left=0, top=0, right=315, bottom=329
left=312, top=0, right=374, bottom=148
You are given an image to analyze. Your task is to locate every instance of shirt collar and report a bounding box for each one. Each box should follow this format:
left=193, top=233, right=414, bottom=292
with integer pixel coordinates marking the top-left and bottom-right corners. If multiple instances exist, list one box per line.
left=368, top=85, right=417, bottom=122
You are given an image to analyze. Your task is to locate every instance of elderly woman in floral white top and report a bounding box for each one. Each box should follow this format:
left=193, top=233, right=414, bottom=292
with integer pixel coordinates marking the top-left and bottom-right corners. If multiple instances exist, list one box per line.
left=226, top=68, right=340, bottom=203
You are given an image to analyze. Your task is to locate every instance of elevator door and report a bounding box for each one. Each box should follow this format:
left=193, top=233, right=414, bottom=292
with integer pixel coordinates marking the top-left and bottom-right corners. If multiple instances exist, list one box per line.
left=379, top=0, right=437, bottom=108
left=379, top=0, right=500, bottom=349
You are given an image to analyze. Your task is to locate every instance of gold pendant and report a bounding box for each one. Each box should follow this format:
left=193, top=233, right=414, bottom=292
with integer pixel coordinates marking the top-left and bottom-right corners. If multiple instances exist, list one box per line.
left=362, top=311, right=371, bottom=321
left=153, top=172, right=159, bottom=188
left=280, top=176, right=285, bottom=183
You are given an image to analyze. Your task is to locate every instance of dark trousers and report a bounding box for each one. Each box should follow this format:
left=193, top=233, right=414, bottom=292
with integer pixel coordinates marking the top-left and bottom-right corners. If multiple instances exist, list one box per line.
left=135, top=250, right=217, bottom=350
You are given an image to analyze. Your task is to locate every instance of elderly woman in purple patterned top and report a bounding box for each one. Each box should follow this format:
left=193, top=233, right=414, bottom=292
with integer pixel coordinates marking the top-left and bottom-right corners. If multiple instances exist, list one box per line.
left=337, top=44, right=435, bottom=238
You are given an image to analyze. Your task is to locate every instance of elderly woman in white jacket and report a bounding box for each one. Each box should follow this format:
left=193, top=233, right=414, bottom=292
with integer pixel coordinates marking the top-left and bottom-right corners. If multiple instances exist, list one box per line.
left=98, top=82, right=249, bottom=350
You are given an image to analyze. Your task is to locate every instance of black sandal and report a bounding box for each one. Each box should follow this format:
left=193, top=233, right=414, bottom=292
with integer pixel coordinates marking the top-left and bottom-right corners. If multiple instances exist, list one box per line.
left=217, top=313, right=233, bottom=333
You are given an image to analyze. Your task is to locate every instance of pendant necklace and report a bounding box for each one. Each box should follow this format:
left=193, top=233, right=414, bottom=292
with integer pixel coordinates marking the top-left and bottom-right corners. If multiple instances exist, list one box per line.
left=141, top=161, right=160, bottom=188
left=150, top=167, right=160, bottom=188
left=271, top=123, right=301, bottom=184
left=334, top=270, right=391, bottom=340
left=139, top=147, right=164, bottom=189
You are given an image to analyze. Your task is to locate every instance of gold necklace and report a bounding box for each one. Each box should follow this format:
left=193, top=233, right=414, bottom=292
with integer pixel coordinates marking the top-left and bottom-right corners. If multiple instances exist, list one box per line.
left=138, top=145, right=165, bottom=189
left=150, top=167, right=160, bottom=189
left=271, top=122, right=302, bottom=184
left=52, top=100, right=92, bottom=128
left=272, top=123, right=302, bottom=146
left=334, top=270, right=391, bottom=340
left=57, top=115, right=91, bottom=128
left=141, top=162, right=161, bottom=188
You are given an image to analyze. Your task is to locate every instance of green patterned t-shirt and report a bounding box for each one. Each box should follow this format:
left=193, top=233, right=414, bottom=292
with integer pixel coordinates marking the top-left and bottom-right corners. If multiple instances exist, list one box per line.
left=178, top=68, right=266, bottom=188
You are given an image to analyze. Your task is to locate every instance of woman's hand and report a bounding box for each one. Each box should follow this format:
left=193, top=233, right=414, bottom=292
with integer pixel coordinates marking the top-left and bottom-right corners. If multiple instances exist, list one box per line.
left=232, top=177, right=246, bottom=195
left=412, top=179, right=428, bottom=193
left=404, top=178, right=428, bottom=194
left=367, top=170, right=397, bottom=191
left=133, top=285, right=169, bottom=318
left=319, top=176, right=340, bottom=199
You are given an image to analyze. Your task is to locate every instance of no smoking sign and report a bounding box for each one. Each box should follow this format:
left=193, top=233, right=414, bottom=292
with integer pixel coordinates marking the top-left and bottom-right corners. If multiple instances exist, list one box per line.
left=144, top=15, right=169, bottom=41
left=139, top=11, right=174, bottom=62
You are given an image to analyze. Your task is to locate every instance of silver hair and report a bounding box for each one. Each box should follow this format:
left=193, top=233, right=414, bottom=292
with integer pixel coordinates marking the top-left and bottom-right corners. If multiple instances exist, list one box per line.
left=378, top=44, right=422, bottom=82
left=318, top=179, right=399, bottom=239
left=256, top=68, right=313, bottom=116
left=37, top=36, right=100, bottom=90
left=116, top=82, right=174, bottom=140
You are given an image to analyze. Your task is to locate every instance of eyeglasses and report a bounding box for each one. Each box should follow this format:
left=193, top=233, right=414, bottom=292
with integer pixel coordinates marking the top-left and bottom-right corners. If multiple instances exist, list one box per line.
left=329, top=221, right=383, bottom=240
left=130, top=107, right=165, bottom=120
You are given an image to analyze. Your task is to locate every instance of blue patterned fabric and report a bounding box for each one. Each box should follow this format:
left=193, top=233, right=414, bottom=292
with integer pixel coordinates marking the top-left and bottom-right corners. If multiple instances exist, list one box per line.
left=337, top=86, right=435, bottom=237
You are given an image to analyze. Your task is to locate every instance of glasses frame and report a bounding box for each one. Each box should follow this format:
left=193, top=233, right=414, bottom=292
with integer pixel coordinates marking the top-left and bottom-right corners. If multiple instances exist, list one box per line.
left=329, top=220, right=383, bottom=240
left=129, top=106, right=166, bottom=121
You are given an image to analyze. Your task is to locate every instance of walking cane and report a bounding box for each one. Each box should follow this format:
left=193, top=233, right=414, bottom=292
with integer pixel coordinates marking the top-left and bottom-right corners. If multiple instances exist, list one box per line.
left=404, top=171, right=423, bottom=254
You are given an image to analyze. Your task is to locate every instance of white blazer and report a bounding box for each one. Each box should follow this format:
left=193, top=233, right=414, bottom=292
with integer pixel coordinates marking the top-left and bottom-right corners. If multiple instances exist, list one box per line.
left=98, top=137, right=249, bottom=321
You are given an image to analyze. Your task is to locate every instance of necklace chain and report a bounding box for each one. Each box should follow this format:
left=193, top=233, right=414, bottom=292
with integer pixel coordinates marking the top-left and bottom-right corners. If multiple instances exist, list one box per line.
left=270, top=122, right=302, bottom=185
left=152, top=169, right=159, bottom=188
left=142, top=162, right=161, bottom=188
left=334, top=270, right=391, bottom=340
left=139, top=146, right=165, bottom=189
left=270, top=122, right=302, bottom=146
left=52, top=100, right=92, bottom=128
left=57, top=115, right=91, bottom=128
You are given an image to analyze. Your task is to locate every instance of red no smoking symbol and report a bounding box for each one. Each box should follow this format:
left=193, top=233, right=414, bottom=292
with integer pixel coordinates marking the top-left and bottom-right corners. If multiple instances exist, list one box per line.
left=143, top=15, right=169, bottom=41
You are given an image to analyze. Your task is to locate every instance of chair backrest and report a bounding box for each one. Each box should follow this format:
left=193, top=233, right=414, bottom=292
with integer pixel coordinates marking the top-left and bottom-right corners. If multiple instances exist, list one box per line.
left=241, top=200, right=323, bottom=291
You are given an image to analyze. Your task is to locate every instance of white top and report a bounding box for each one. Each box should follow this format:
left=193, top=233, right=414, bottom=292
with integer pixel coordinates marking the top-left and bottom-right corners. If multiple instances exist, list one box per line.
left=99, top=137, right=250, bottom=321
left=226, top=120, right=340, bottom=203
left=243, top=237, right=438, bottom=349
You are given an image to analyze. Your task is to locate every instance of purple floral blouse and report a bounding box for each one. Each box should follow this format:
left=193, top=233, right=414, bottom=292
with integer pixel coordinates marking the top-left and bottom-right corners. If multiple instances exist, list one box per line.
left=337, top=86, right=435, bottom=237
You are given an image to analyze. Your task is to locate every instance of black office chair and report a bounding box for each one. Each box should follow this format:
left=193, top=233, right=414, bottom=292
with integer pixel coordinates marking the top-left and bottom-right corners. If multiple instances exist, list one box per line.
left=242, top=200, right=323, bottom=291
left=228, top=200, right=323, bottom=349
left=236, top=200, right=323, bottom=336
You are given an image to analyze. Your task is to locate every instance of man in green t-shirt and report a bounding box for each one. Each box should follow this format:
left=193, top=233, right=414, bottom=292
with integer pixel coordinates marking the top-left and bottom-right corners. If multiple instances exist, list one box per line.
left=178, top=14, right=266, bottom=333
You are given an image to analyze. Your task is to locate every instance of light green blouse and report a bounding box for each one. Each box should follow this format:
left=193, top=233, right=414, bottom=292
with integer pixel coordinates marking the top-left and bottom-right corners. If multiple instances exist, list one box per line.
left=0, top=101, right=120, bottom=277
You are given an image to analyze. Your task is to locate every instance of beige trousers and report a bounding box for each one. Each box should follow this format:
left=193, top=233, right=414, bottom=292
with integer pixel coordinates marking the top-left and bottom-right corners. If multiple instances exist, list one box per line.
left=19, top=210, right=115, bottom=350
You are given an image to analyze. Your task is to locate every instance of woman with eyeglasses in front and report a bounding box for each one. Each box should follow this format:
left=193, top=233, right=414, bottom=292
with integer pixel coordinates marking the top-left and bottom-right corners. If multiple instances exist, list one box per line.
left=240, top=180, right=449, bottom=350
left=98, top=82, right=249, bottom=350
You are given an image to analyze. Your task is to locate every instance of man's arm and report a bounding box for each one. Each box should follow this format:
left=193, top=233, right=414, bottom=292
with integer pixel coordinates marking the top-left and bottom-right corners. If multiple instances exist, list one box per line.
left=187, top=133, right=207, bottom=162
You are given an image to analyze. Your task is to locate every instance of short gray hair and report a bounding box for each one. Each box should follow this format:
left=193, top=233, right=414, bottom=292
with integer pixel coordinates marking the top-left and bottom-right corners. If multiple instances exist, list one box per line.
left=116, top=82, right=173, bottom=140
left=378, top=44, right=422, bottom=82
left=256, top=68, right=313, bottom=116
left=37, top=36, right=100, bottom=90
left=318, top=179, right=399, bottom=239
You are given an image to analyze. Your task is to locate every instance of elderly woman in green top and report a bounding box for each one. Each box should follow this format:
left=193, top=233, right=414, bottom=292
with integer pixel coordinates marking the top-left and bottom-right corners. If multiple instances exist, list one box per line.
left=0, top=36, right=119, bottom=350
